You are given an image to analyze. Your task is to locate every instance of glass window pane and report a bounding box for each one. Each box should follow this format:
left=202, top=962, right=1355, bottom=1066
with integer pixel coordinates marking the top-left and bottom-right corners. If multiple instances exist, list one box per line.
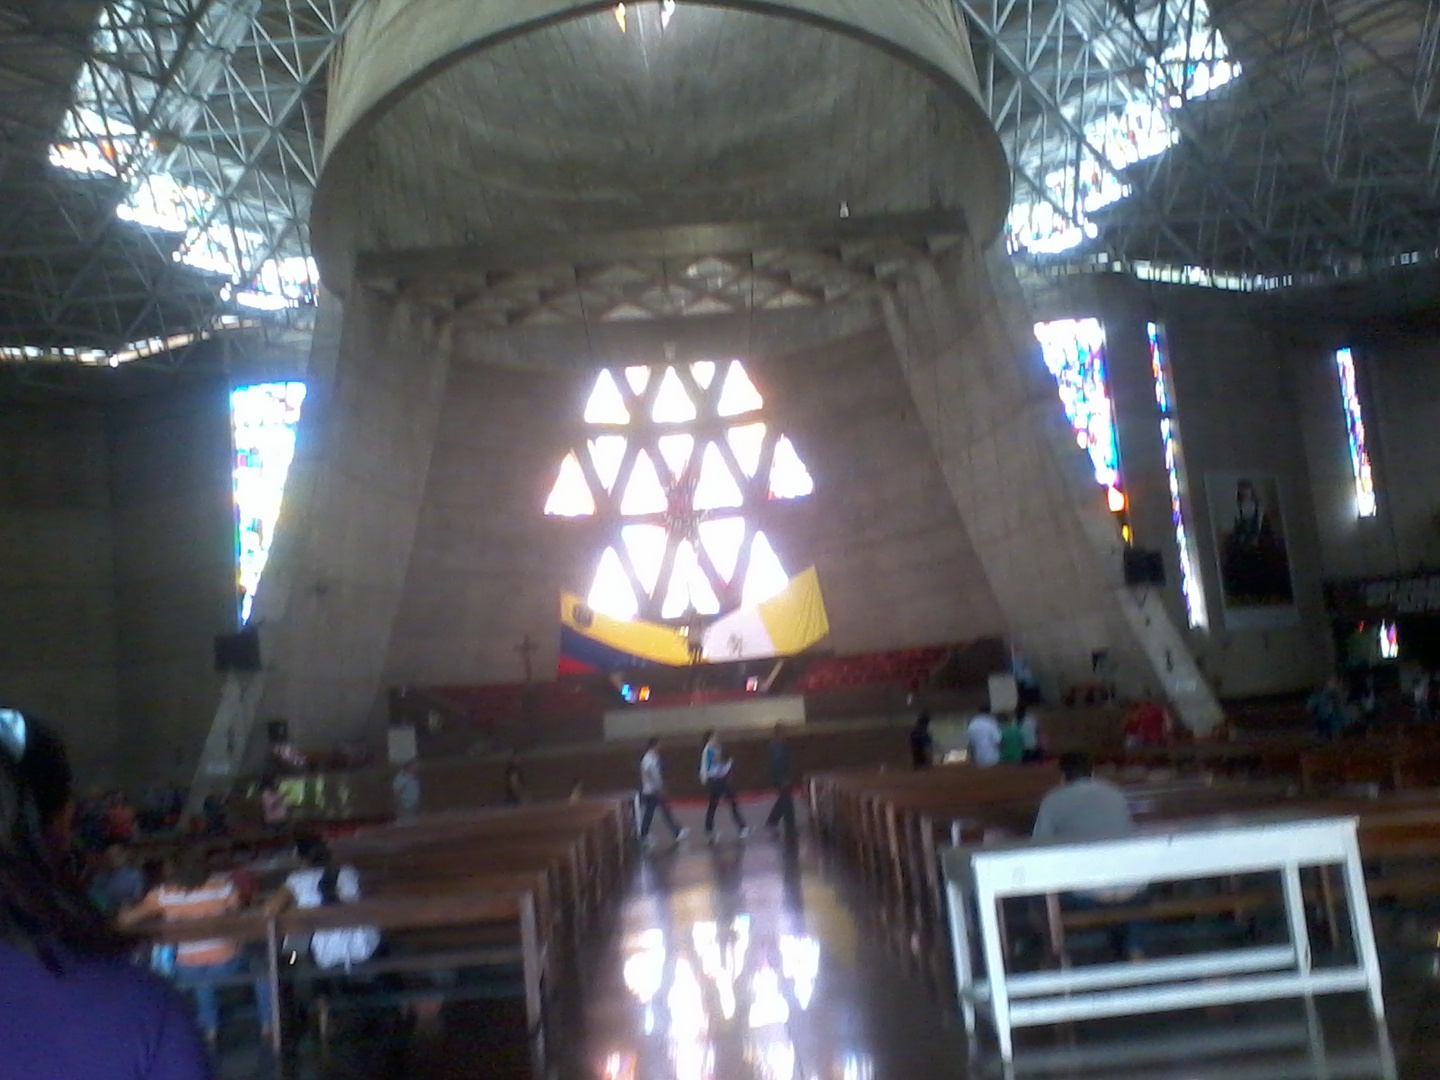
left=767, top=436, right=813, bottom=499
left=545, top=451, right=597, bottom=517
left=695, top=441, right=744, bottom=510
left=588, top=547, right=638, bottom=620
left=657, top=433, right=695, bottom=481
left=727, top=422, right=767, bottom=478
left=717, top=360, right=764, bottom=417
left=588, top=435, right=628, bottom=494
left=620, top=449, right=668, bottom=515
left=231, top=381, right=307, bottom=623
left=653, top=366, right=697, bottom=423
left=663, top=540, right=719, bottom=618
left=584, top=369, right=630, bottom=424
left=743, top=531, right=789, bottom=606
left=691, top=360, right=716, bottom=389
left=699, top=518, right=746, bottom=582
left=622, top=523, right=669, bottom=598
left=624, top=366, right=650, bottom=396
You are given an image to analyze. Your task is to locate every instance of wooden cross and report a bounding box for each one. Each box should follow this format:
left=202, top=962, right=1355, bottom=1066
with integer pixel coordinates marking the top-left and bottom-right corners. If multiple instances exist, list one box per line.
left=515, top=634, right=539, bottom=683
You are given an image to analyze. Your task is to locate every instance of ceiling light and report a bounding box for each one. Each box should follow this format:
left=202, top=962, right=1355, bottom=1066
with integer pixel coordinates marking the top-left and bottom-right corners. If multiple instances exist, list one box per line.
left=661, top=0, right=675, bottom=28
left=614, top=3, right=627, bottom=32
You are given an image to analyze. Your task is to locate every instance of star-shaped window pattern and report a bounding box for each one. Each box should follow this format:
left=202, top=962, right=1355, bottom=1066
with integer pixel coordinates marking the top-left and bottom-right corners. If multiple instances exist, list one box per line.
left=545, top=361, right=814, bottom=622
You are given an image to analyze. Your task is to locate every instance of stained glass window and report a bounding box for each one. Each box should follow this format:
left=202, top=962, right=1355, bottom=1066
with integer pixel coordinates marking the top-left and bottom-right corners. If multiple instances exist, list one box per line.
left=1335, top=347, right=1377, bottom=518
left=546, top=360, right=814, bottom=621
left=231, top=381, right=306, bottom=623
left=1149, top=322, right=1209, bottom=630
left=1033, top=318, right=1125, bottom=515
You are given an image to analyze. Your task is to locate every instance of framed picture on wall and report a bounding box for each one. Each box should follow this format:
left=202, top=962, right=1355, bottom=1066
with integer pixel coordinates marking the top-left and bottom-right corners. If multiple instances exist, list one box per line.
left=1206, top=471, right=1300, bottom=630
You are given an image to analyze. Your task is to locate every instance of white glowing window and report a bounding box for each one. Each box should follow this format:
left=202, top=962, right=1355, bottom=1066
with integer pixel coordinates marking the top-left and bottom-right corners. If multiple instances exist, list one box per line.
left=620, top=450, right=668, bottom=515
left=545, top=452, right=596, bottom=517
left=588, top=436, right=627, bottom=494
left=727, top=423, right=766, bottom=478
left=699, top=517, right=747, bottom=582
left=624, top=366, right=650, bottom=396
left=589, top=547, right=638, bottom=620
left=232, top=382, right=306, bottom=623
left=695, top=441, right=745, bottom=510
left=548, top=360, right=813, bottom=621
left=769, top=436, right=814, bottom=498
left=745, top=532, right=789, bottom=605
left=622, top=524, right=669, bottom=598
left=663, top=541, right=720, bottom=617
left=652, top=366, right=697, bottom=423
left=656, top=433, right=694, bottom=481
left=585, top=369, right=630, bottom=424
left=717, top=360, right=764, bottom=416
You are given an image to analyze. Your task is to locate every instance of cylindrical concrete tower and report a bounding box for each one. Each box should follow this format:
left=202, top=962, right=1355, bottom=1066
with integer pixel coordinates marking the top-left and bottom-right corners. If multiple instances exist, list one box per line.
left=311, top=0, right=1010, bottom=287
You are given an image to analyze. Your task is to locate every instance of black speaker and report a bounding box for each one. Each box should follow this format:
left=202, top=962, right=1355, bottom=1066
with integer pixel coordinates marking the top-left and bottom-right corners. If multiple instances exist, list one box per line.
left=214, top=627, right=261, bottom=672
left=266, top=719, right=289, bottom=744
left=1123, top=547, right=1166, bottom=587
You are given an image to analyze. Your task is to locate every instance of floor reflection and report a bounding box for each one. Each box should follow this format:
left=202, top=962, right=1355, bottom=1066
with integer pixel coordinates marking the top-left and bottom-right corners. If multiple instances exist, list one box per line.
left=570, top=823, right=1418, bottom=1080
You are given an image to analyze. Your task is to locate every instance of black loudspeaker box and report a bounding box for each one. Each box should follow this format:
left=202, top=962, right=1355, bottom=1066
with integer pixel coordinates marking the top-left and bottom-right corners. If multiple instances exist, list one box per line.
left=214, top=627, right=261, bottom=672
left=266, top=719, right=289, bottom=744
left=1123, top=547, right=1167, bottom=587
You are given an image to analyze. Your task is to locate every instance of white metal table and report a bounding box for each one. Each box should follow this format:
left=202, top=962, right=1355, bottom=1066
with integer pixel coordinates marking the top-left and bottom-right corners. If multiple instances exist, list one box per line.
left=942, top=814, right=1386, bottom=1061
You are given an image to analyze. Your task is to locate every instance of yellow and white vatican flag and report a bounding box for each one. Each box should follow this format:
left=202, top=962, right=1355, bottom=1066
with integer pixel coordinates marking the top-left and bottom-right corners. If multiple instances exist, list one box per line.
left=701, top=567, right=830, bottom=662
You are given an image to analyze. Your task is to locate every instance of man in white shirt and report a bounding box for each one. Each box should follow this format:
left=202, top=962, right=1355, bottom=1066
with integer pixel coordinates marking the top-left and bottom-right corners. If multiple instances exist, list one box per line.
left=966, top=710, right=1003, bottom=767
left=639, top=738, right=688, bottom=846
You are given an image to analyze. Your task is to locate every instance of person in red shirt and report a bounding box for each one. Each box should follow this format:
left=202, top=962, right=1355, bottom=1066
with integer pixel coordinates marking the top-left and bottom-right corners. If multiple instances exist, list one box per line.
left=1122, top=694, right=1172, bottom=748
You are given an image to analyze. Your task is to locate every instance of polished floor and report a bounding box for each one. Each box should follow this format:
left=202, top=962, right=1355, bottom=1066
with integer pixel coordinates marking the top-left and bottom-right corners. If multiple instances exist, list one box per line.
left=220, top=797, right=1440, bottom=1080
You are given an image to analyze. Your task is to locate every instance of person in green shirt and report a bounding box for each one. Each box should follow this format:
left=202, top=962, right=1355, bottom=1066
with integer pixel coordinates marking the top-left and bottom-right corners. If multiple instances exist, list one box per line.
left=998, top=712, right=1026, bottom=764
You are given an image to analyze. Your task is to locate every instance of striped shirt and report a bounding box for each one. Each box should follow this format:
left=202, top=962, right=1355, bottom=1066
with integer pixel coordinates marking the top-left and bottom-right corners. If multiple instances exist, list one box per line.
left=153, top=876, right=240, bottom=966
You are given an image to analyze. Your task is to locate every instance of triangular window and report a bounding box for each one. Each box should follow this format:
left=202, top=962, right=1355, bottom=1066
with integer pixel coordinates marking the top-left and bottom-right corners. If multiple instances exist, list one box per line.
left=588, top=436, right=627, bottom=495
left=727, top=423, right=766, bottom=478
left=744, top=531, right=789, bottom=606
left=695, top=441, right=744, bottom=510
left=622, top=523, right=669, bottom=598
left=699, top=517, right=746, bottom=583
left=656, top=433, right=694, bottom=482
left=652, top=366, right=697, bottom=423
left=588, top=547, right=638, bottom=620
left=544, top=452, right=596, bottom=516
left=768, top=436, right=813, bottom=499
left=717, top=360, right=764, bottom=417
left=584, top=369, right=630, bottom=424
left=620, top=450, right=668, bottom=515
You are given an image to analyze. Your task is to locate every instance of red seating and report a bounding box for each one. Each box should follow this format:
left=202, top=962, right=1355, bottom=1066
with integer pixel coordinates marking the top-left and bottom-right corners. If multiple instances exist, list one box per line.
left=793, top=645, right=951, bottom=693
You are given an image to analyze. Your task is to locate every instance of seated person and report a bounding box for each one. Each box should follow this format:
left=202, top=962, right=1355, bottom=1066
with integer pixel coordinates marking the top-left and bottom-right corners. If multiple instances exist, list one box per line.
left=1033, top=753, right=1145, bottom=960
left=1121, top=694, right=1171, bottom=748
left=89, top=843, right=146, bottom=916
left=120, top=849, right=272, bottom=1045
left=966, top=709, right=1002, bottom=767
left=266, top=836, right=380, bottom=973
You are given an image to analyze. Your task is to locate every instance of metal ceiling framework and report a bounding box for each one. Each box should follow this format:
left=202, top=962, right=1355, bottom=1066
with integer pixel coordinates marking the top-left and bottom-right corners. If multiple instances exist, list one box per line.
left=0, top=0, right=1438, bottom=359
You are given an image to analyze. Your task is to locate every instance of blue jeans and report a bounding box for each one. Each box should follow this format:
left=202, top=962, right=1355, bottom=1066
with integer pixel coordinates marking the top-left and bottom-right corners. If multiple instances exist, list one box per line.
left=1063, top=890, right=1149, bottom=960
left=173, top=954, right=272, bottom=1037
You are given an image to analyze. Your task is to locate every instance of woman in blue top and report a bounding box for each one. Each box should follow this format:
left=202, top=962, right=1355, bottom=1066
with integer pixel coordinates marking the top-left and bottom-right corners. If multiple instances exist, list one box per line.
left=0, top=707, right=210, bottom=1080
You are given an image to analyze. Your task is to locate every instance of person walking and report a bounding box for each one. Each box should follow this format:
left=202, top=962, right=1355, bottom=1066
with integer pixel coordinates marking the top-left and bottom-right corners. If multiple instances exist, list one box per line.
left=699, top=730, right=748, bottom=843
left=392, top=760, right=421, bottom=820
left=638, top=738, right=687, bottom=847
left=909, top=713, right=934, bottom=769
left=763, top=725, right=797, bottom=837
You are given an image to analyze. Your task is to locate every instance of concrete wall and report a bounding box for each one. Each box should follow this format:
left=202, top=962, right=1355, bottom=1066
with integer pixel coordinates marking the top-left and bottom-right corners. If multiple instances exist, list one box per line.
left=1026, top=274, right=1332, bottom=697
left=379, top=318, right=1007, bottom=705
left=883, top=246, right=1220, bottom=730
left=1294, top=323, right=1440, bottom=583
left=108, top=378, right=235, bottom=783
left=0, top=393, right=120, bottom=783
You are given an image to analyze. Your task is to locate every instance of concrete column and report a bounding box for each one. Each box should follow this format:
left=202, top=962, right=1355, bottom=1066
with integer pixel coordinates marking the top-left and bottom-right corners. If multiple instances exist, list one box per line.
left=883, top=240, right=1222, bottom=733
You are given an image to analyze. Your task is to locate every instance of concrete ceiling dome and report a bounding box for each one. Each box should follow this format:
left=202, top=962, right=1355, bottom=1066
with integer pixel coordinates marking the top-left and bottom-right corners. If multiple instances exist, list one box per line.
left=311, top=0, right=1011, bottom=292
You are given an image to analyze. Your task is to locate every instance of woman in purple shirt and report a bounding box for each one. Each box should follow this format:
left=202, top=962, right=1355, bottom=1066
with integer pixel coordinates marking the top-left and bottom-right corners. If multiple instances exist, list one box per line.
left=0, top=707, right=211, bottom=1080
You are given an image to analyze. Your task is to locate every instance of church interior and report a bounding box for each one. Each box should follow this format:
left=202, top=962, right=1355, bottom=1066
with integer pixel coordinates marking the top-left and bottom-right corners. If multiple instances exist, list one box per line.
left=5, top=0, right=1440, bottom=1078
